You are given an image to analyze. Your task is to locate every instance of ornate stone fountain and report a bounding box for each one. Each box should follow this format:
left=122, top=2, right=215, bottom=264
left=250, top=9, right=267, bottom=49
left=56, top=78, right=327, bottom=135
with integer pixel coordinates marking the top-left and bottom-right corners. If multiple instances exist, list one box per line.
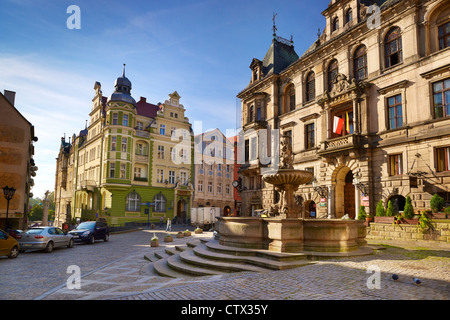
left=217, top=134, right=371, bottom=255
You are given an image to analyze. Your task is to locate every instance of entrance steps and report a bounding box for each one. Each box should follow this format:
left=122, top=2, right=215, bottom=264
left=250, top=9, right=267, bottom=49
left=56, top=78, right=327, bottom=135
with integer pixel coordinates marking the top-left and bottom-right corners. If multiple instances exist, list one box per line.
left=144, top=239, right=315, bottom=279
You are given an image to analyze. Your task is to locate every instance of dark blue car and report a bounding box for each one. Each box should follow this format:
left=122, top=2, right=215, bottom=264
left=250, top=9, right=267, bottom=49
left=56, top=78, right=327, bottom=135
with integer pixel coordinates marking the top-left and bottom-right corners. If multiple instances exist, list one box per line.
left=69, top=220, right=109, bottom=244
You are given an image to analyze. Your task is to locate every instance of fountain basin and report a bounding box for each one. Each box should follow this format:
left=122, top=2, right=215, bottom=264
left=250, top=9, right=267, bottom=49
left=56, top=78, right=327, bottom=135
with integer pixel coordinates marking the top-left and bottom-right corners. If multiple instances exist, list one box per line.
left=217, top=217, right=368, bottom=253
left=262, top=169, right=313, bottom=187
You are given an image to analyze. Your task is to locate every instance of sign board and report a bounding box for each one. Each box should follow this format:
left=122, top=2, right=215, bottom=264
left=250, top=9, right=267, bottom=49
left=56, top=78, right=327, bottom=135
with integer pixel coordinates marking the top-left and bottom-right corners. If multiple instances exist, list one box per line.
left=320, top=198, right=327, bottom=203
left=362, top=196, right=370, bottom=201
left=409, top=176, right=418, bottom=188
left=319, top=202, right=327, bottom=207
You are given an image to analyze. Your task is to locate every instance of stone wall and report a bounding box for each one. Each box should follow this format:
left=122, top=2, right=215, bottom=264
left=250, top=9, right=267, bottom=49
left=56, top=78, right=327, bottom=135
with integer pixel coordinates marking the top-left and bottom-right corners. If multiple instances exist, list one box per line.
left=366, top=222, right=450, bottom=243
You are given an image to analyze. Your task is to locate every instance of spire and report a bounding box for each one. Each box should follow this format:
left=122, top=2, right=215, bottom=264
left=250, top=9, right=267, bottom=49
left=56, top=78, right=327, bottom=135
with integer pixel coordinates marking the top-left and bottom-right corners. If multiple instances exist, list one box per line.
left=123, top=63, right=126, bottom=77
left=272, top=12, right=277, bottom=37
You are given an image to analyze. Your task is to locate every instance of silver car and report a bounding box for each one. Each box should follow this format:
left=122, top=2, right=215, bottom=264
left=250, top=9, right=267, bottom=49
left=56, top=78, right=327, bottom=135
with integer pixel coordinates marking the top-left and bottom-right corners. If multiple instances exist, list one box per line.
left=18, top=227, right=74, bottom=253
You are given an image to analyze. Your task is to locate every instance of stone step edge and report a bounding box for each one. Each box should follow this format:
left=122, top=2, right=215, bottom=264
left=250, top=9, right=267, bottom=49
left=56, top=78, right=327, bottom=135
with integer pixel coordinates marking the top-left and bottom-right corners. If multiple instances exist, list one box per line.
left=153, top=258, right=196, bottom=279
left=193, top=244, right=314, bottom=270
left=167, top=254, right=225, bottom=277
left=180, top=248, right=269, bottom=273
left=205, top=240, right=309, bottom=261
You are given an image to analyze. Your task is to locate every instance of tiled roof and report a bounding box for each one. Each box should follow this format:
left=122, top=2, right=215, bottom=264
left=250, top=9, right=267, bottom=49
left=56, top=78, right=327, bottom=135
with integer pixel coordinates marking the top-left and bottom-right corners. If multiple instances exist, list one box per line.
left=136, top=97, right=159, bottom=119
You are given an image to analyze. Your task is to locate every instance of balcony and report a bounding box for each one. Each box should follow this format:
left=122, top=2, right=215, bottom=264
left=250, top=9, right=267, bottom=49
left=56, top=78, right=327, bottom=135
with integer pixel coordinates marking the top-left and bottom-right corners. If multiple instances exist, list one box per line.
left=135, top=154, right=149, bottom=163
left=135, top=130, right=150, bottom=138
left=318, top=134, right=361, bottom=156
left=79, top=180, right=97, bottom=192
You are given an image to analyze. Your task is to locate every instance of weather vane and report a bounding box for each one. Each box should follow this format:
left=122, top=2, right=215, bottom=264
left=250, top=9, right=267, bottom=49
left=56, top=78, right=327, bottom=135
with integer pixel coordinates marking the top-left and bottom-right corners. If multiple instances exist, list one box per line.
left=273, top=12, right=277, bottom=36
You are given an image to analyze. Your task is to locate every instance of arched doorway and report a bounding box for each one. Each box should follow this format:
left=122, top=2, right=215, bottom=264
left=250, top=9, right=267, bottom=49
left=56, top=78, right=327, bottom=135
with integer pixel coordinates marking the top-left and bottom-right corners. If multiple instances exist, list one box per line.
left=388, top=195, right=406, bottom=214
left=305, top=200, right=316, bottom=218
left=334, top=167, right=356, bottom=218
left=223, top=206, right=231, bottom=216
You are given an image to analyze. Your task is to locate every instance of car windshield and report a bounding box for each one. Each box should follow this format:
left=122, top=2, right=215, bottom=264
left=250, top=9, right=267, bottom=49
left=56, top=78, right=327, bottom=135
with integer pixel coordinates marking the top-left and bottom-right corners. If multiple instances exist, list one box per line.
left=77, top=222, right=95, bottom=230
left=26, top=228, right=43, bottom=234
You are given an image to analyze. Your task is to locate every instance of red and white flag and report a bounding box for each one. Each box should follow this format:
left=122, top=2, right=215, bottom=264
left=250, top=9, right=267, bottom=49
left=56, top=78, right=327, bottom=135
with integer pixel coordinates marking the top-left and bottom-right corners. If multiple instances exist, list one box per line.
left=333, top=116, right=344, bottom=134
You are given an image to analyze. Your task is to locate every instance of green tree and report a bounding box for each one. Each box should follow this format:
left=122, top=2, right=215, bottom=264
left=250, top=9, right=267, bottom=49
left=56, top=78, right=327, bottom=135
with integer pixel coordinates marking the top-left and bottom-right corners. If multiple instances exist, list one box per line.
left=376, top=200, right=386, bottom=217
left=357, top=205, right=367, bottom=220
left=29, top=204, right=43, bottom=221
left=386, top=200, right=395, bottom=217
left=430, top=194, right=445, bottom=213
left=403, top=195, right=415, bottom=219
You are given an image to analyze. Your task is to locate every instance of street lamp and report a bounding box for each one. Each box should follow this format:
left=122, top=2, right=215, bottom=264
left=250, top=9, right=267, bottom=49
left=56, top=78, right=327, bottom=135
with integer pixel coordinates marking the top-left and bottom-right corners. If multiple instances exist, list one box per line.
left=353, top=173, right=368, bottom=196
left=312, top=177, right=327, bottom=198
left=3, top=185, right=16, bottom=229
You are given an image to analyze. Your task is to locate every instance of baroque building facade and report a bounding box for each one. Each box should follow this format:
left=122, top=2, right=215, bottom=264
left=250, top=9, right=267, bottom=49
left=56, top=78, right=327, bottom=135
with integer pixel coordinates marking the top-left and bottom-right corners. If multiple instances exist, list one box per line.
left=0, top=90, right=37, bottom=229
left=54, top=68, right=194, bottom=227
left=192, top=128, right=235, bottom=215
left=237, top=0, right=450, bottom=218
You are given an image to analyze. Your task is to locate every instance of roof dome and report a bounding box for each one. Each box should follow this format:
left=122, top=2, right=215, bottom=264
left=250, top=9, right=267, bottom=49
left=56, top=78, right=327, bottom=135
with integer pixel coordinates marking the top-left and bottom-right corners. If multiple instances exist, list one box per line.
left=107, top=64, right=136, bottom=106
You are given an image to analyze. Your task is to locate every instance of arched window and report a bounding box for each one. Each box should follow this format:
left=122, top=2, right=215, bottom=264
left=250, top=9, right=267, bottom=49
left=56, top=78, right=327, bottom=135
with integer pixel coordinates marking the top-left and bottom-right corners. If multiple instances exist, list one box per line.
left=327, top=59, right=339, bottom=92
left=353, top=45, right=367, bottom=81
left=305, top=72, right=315, bottom=102
left=332, top=17, right=339, bottom=32
left=153, top=193, right=166, bottom=212
left=288, top=85, right=296, bottom=111
left=384, top=27, right=402, bottom=68
left=345, top=8, right=353, bottom=25
left=126, top=191, right=141, bottom=212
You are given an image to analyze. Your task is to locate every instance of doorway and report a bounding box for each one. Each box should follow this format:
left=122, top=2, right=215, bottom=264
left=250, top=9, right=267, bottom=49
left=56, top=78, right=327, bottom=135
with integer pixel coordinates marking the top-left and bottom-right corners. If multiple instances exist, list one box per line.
left=177, top=199, right=187, bottom=223
left=344, top=171, right=356, bottom=218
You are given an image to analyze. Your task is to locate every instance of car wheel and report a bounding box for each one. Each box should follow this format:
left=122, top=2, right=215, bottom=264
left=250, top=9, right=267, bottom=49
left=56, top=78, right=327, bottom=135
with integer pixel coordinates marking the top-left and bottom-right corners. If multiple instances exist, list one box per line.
left=104, top=233, right=109, bottom=242
left=8, top=246, right=19, bottom=259
left=67, top=238, right=74, bottom=248
left=89, top=235, right=95, bottom=244
left=44, top=241, right=54, bottom=253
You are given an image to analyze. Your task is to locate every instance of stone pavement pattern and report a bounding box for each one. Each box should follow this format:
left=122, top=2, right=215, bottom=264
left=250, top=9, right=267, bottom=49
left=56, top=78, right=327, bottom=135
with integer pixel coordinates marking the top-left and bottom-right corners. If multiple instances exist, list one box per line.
left=43, top=232, right=450, bottom=300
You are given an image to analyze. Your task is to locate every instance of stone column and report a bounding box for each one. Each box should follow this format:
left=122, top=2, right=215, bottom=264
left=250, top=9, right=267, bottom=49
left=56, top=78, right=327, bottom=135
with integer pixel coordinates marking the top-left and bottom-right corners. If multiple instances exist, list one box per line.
left=354, top=185, right=361, bottom=220
left=42, top=191, right=50, bottom=226
left=352, top=96, right=360, bottom=134
left=327, top=185, right=335, bottom=219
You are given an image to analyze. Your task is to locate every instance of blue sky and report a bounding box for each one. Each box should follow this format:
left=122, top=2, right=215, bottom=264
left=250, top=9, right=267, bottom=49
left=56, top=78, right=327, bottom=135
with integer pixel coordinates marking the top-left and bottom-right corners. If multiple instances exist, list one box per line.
left=0, top=0, right=329, bottom=199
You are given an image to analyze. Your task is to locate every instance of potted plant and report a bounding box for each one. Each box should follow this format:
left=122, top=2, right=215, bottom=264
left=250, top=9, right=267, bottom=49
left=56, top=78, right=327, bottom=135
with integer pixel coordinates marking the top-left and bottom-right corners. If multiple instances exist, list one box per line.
left=194, top=227, right=203, bottom=234
left=419, top=211, right=435, bottom=232
left=183, top=229, right=191, bottom=236
left=164, top=234, right=173, bottom=242
left=403, top=196, right=418, bottom=224
left=375, top=200, right=396, bottom=223
left=176, top=231, right=184, bottom=238
left=150, top=234, right=159, bottom=247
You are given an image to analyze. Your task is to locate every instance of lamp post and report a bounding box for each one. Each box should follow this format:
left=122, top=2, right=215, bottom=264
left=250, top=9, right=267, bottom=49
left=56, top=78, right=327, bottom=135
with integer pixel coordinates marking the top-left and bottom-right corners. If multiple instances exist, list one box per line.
left=312, top=177, right=327, bottom=198
left=353, top=172, right=368, bottom=196
left=3, top=186, right=16, bottom=229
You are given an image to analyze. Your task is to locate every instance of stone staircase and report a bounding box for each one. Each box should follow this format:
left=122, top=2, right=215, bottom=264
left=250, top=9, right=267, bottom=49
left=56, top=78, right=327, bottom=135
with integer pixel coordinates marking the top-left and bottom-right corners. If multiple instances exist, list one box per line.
left=143, top=239, right=315, bottom=278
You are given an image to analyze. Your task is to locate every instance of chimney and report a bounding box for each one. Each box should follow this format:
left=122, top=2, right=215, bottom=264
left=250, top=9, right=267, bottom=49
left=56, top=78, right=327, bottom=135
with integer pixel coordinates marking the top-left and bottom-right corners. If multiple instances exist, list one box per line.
left=4, top=90, right=16, bottom=106
left=140, top=97, right=146, bottom=103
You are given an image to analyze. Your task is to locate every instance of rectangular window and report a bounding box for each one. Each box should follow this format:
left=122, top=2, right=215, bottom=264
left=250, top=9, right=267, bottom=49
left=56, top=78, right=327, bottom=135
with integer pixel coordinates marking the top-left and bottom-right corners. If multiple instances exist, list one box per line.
left=388, top=154, right=402, bottom=176
left=225, top=184, right=231, bottom=194
left=157, top=169, right=164, bottom=183
left=136, top=121, right=143, bottom=130
left=120, top=164, right=126, bottom=179
left=158, top=145, right=165, bottom=159
left=244, top=139, right=249, bottom=162
left=256, top=107, right=262, bottom=121
left=208, top=181, right=213, bottom=193
left=438, top=21, right=450, bottom=50
left=436, top=146, right=450, bottom=172
left=180, top=172, right=187, bottom=184
left=433, top=78, right=450, bottom=119
left=160, top=124, right=165, bottom=135
left=121, top=138, right=127, bottom=152
left=134, top=167, right=141, bottom=178
left=387, top=94, right=403, bottom=129
left=250, top=137, right=257, bottom=160
left=111, top=137, right=117, bottom=151
left=305, top=123, right=315, bottom=150
left=109, top=163, right=115, bottom=178
left=123, top=114, right=128, bottom=127
left=198, top=180, right=203, bottom=192
left=217, top=183, right=222, bottom=194
left=169, top=170, right=176, bottom=184
left=112, top=113, right=118, bottom=125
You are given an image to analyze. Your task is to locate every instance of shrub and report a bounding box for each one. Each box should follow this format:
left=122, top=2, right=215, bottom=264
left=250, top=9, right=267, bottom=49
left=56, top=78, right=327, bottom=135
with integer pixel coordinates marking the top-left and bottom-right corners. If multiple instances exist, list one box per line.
left=430, top=194, right=445, bottom=213
left=376, top=200, right=386, bottom=217
left=357, top=205, right=367, bottom=220
left=386, top=200, right=395, bottom=217
left=445, top=207, right=450, bottom=216
left=403, top=195, right=415, bottom=219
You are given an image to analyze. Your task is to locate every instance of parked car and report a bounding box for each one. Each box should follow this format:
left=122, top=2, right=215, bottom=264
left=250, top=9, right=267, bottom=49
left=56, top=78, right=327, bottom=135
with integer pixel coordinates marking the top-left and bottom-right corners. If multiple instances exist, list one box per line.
left=6, top=229, right=23, bottom=239
left=69, top=220, right=109, bottom=244
left=0, top=229, right=20, bottom=259
left=17, top=227, right=74, bottom=253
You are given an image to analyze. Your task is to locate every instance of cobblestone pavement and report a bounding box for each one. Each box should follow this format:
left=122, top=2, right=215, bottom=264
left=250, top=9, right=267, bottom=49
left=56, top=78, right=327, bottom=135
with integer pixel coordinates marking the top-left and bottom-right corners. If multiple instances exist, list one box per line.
left=39, top=230, right=450, bottom=301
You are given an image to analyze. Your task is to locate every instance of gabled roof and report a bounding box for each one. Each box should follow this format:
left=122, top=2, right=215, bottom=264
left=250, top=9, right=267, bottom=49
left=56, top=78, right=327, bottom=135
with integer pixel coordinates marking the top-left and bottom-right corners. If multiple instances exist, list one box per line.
left=136, top=97, right=160, bottom=119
